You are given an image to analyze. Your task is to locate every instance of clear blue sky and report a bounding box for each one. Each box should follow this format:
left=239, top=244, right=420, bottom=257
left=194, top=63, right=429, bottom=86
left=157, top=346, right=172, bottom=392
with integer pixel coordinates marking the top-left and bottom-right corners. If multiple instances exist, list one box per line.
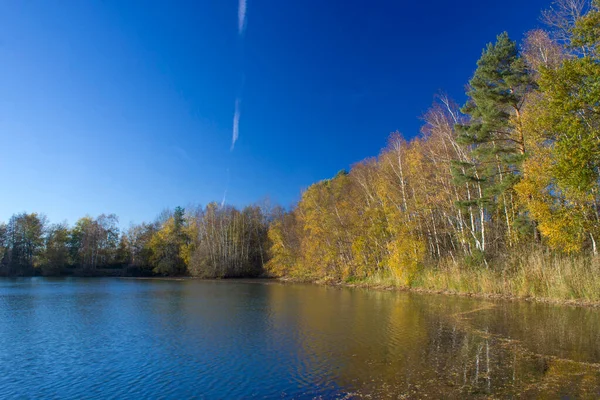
left=0, top=0, right=550, bottom=227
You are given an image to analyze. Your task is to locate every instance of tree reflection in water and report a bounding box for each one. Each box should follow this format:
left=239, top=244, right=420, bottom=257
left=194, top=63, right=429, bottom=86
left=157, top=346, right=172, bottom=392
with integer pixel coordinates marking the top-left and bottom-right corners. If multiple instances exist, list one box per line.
left=266, top=284, right=600, bottom=398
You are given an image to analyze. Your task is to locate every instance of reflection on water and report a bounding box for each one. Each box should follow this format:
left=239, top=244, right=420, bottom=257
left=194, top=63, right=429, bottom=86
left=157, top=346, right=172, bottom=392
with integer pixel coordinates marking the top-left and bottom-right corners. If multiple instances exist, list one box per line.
left=0, top=278, right=599, bottom=398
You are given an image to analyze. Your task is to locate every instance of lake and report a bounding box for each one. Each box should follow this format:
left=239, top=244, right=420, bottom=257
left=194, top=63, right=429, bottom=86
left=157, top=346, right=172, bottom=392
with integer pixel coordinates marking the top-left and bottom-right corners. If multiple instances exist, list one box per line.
left=1, top=278, right=599, bottom=398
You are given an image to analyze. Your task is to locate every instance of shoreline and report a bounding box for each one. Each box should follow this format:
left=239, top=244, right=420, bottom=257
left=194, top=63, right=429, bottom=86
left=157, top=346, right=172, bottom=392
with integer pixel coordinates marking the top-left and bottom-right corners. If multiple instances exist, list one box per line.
left=274, top=276, right=600, bottom=308
left=118, top=275, right=600, bottom=308
left=7, top=274, right=597, bottom=308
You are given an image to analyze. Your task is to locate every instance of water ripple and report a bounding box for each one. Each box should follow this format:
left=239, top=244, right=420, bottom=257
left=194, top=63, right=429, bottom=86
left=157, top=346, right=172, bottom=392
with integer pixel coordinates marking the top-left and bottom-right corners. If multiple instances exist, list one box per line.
left=1, top=279, right=599, bottom=398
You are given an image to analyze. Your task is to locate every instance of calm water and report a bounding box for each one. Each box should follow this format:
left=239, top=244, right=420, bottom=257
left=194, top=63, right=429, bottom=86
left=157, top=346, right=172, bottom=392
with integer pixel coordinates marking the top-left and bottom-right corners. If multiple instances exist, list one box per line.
left=1, top=278, right=599, bottom=399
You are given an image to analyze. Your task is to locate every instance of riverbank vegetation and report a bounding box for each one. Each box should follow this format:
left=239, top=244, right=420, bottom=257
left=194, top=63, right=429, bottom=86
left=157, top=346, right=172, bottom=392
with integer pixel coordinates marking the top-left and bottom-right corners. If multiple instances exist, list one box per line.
left=265, top=0, right=600, bottom=301
left=1, top=0, right=599, bottom=303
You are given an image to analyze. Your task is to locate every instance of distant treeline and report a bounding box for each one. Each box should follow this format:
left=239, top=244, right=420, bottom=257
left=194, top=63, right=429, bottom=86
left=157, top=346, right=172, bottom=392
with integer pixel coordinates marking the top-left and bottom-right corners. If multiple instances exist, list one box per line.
left=264, top=0, right=600, bottom=300
left=0, top=204, right=276, bottom=278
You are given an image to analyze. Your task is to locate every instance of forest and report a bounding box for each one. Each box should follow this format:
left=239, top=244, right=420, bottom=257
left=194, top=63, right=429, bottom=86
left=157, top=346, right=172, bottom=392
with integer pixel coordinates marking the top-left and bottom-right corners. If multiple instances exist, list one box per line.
left=1, top=0, right=599, bottom=301
left=265, top=0, right=600, bottom=301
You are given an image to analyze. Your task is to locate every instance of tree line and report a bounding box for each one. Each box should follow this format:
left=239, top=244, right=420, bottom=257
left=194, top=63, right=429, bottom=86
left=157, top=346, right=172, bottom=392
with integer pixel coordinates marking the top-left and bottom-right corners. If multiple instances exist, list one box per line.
left=265, top=0, right=600, bottom=287
left=0, top=204, right=275, bottom=277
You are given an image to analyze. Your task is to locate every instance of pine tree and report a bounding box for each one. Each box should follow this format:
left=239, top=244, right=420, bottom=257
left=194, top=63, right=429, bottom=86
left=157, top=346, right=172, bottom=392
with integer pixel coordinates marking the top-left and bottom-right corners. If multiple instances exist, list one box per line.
left=455, top=32, right=535, bottom=250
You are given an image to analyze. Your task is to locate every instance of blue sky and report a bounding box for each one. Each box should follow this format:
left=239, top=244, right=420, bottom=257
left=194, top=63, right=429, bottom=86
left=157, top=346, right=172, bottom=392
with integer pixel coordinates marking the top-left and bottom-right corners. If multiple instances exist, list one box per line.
left=0, top=0, right=550, bottom=227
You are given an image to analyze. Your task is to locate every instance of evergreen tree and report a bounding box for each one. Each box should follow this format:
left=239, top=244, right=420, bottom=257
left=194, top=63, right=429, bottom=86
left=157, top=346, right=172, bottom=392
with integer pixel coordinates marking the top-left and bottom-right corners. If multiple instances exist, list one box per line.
left=455, top=32, right=535, bottom=249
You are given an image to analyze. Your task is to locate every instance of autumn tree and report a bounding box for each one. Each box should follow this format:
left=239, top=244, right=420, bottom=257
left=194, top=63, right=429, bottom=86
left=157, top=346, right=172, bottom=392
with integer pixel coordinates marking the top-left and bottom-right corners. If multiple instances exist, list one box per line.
left=183, top=203, right=269, bottom=278
left=149, top=207, right=188, bottom=276
left=542, top=0, right=591, bottom=53
left=266, top=211, right=301, bottom=277
left=41, top=223, right=70, bottom=276
left=517, top=2, right=600, bottom=254
left=125, top=222, right=157, bottom=274
left=70, top=214, right=120, bottom=269
left=6, top=213, right=47, bottom=274
left=522, top=29, right=566, bottom=76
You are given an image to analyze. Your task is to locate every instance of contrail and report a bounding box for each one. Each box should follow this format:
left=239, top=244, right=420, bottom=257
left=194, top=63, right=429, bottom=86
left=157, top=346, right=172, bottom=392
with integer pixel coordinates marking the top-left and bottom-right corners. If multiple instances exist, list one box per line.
left=231, top=98, right=241, bottom=151
left=232, top=0, right=247, bottom=151
left=238, top=0, right=247, bottom=34
left=220, top=186, right=228, bottom=209
left=220, top=168, right=231, bottom=209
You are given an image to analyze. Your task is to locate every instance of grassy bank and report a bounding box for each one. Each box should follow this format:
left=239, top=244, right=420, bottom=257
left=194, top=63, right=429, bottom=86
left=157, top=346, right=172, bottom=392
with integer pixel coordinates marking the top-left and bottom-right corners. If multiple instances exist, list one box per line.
left=280, top=252, right=600, bottom=307
left=415, top=253, right=600, bottom=303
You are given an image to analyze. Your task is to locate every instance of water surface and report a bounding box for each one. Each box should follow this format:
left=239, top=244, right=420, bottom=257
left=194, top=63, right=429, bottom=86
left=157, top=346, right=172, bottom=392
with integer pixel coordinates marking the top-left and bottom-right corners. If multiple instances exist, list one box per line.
left=1, top=278, right=599, bottom=398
